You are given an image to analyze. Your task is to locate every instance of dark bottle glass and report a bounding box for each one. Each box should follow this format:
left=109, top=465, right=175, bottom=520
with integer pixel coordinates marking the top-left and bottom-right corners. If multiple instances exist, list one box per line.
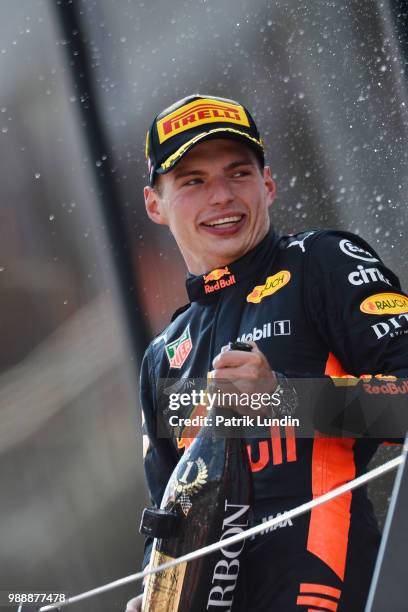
left=141, top=419, right=252, bottom=612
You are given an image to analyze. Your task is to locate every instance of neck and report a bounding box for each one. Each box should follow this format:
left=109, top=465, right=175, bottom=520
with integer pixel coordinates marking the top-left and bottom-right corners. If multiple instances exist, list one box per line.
left=185, top=229, right=271, bottom=275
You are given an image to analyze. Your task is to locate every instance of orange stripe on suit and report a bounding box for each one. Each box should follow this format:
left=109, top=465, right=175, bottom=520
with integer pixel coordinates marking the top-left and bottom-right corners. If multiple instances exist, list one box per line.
left=296, top=595, right=338, bottom=610
left=307, top=352, right=356, bottom=581
left=299, top=583, right=341, bottom=599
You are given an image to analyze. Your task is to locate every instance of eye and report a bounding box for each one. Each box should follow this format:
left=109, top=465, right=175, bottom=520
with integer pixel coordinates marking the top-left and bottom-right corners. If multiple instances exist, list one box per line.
left=182, top=178, right=203, bottom=187
left=231, top=169, right=251, bottom=178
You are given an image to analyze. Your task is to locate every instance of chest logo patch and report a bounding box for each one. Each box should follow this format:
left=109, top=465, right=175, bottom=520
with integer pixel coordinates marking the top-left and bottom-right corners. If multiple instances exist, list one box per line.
left=247, top=270, right=291, bottom=304
left=165, top=324, right=193, bottom=368
left=360, top=293, right=408, bottom=315
left=203, top=266, right=236, bottom=294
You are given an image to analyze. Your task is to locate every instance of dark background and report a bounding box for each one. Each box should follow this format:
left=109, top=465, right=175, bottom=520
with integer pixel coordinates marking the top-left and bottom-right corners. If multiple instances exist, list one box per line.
left=0, top=0, right=406, bottom=609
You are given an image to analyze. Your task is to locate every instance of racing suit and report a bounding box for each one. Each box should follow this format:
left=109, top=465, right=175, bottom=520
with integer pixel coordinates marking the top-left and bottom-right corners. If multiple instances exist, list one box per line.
left=140, top=228, right=408, bottom=611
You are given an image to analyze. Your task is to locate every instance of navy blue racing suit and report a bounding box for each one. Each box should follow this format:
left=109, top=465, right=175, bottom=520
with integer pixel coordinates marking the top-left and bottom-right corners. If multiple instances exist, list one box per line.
left=140, top=229, right=408, bottom=611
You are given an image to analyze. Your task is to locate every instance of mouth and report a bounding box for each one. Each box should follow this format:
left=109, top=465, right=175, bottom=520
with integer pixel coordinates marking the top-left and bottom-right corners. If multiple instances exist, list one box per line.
left=200, top=214, right=246, bottom=235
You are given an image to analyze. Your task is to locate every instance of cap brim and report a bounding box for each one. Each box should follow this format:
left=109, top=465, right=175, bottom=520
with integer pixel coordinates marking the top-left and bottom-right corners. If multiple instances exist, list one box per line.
left=156, top=127, right=264, bottom=176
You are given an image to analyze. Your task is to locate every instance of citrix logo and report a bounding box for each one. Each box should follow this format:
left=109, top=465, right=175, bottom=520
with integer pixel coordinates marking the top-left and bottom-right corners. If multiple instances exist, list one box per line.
left=348, top=265, right=391, bottom=286
left=237, top=320, right=291, bottom=342
left=372, top=313, right=408, bottom=340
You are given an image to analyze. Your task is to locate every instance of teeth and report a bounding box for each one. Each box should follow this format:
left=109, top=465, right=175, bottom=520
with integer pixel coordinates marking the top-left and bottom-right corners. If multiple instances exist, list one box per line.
left=205, top=215, right=242, bottom=227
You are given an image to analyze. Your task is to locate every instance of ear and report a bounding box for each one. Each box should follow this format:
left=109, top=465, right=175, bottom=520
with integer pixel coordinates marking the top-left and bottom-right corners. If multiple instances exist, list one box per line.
left=144, top=186, right=169, bottom=225
left=263, top=166, right=276, bottom=208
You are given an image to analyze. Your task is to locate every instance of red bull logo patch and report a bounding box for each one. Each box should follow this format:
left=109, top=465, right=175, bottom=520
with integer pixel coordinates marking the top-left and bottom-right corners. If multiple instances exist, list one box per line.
left=203, top=266, right=236, bottom=294
left=203, top=266, right=230, bottom=283
left=156, top=98, right=250, bottom=143
left=165, top=325, right=193, bottom=369
left=360, top=292, right=408, bottom=315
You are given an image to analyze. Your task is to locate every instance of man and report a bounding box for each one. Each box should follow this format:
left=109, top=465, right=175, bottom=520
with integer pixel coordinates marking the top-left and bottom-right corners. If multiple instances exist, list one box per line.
left=127, top=94, right=408, bottom=611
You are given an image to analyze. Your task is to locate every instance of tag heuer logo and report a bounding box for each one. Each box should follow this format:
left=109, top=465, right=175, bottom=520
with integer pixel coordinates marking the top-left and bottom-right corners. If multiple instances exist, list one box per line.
left=165, top=325, right=193, bottom=369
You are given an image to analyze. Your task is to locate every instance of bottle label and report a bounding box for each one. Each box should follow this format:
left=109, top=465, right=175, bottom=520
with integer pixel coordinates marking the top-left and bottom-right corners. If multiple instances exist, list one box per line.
left=142, top=549, right=187, bottom=611
left=207, top=501, right=250, bottom=609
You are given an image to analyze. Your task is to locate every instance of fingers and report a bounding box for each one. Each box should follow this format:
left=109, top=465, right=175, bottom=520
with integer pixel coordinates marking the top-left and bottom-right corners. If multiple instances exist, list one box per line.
left=213, top=345, right=263, bottom=369
left=125, top=595, right=143, bottom=612
left=211, top=365, right=260, bottom=380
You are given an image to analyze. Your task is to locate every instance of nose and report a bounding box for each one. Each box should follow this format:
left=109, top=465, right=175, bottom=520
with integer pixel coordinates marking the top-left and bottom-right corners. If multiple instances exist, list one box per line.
left=207, top=175, right=234, bottom=206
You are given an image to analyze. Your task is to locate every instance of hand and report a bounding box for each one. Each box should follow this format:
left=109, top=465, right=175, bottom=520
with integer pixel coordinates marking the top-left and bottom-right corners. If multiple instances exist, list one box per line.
left=209, top=341, right=277, bottom=416
left=125, top=594, right=143, bottom=612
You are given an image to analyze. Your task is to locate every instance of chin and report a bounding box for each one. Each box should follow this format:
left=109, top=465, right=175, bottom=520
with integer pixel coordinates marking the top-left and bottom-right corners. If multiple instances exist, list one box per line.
left=210, top=240, right=247, bottom=262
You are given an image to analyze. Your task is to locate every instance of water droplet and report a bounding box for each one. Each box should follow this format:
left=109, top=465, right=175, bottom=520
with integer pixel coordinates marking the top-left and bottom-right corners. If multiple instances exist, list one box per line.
left=1, top=126, right=8, bottom=133
left=34, top=172, right=41, bottom=179
left=49, top=214, right=55, bottom=221
left=0, top=266, right=5, bottom=272
left=63, top=299, right=68, bottom=305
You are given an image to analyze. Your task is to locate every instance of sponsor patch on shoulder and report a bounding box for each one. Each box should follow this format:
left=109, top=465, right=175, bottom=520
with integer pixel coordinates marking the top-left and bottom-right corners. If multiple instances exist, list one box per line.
left=339, top=239, right=379, bottom=262
left=165, top=324, right=193, bottom=368
left=247, top=271, right=291, bottom=304
left=360, top=293, right=408, bottom=315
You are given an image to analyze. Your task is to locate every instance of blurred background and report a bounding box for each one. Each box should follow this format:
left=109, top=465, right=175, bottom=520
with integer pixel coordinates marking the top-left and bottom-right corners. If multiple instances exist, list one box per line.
left=0, top=0, right=407, bottom=609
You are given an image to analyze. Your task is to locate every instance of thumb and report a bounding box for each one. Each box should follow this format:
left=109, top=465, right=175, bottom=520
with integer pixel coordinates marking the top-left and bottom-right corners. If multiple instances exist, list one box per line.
left=246, top=340, right=260, bottom=353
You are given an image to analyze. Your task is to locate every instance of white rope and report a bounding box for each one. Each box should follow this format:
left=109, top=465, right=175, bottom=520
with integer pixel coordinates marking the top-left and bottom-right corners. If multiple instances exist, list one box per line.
left=39, top=454, right=404, bottom=611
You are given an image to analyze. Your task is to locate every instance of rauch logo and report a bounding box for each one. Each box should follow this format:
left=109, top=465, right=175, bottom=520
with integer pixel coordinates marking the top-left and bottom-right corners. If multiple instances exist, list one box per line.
left=360, top=293, right=408, bottom=315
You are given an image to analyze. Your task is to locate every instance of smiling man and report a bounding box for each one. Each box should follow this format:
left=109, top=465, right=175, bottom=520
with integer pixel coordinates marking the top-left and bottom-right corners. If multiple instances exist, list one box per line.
left=127, top=95, right=408, bottom=611
left=144, top=111, right=275, bottom=275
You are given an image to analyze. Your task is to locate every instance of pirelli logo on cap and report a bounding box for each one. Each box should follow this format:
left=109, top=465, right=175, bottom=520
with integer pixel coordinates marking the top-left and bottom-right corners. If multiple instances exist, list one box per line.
left=156, top=98, right=250, bottom=143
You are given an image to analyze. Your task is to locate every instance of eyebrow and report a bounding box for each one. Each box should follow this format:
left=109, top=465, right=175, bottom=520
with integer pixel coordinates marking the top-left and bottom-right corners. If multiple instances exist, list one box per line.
left=173, top=158, right=255, bottom=180
left=226, top=158, right=255, bottom=170
left=173, top=168, right=206, bottom=180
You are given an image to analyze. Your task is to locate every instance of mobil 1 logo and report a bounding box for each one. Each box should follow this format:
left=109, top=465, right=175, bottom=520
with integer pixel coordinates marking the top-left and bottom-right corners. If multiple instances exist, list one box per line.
left=274, top=320, right=291, bottom=335
left=236, top=320, right=291, bottom=343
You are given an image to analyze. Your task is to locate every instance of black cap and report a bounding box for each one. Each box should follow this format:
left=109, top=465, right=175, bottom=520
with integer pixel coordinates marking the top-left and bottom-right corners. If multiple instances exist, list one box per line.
left=145, top=94, right=264, bottom=185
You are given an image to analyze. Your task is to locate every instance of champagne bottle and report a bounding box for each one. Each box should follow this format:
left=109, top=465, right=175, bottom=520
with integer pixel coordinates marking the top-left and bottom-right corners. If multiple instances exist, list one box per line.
left=140, top=412, right=252, bottom=611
